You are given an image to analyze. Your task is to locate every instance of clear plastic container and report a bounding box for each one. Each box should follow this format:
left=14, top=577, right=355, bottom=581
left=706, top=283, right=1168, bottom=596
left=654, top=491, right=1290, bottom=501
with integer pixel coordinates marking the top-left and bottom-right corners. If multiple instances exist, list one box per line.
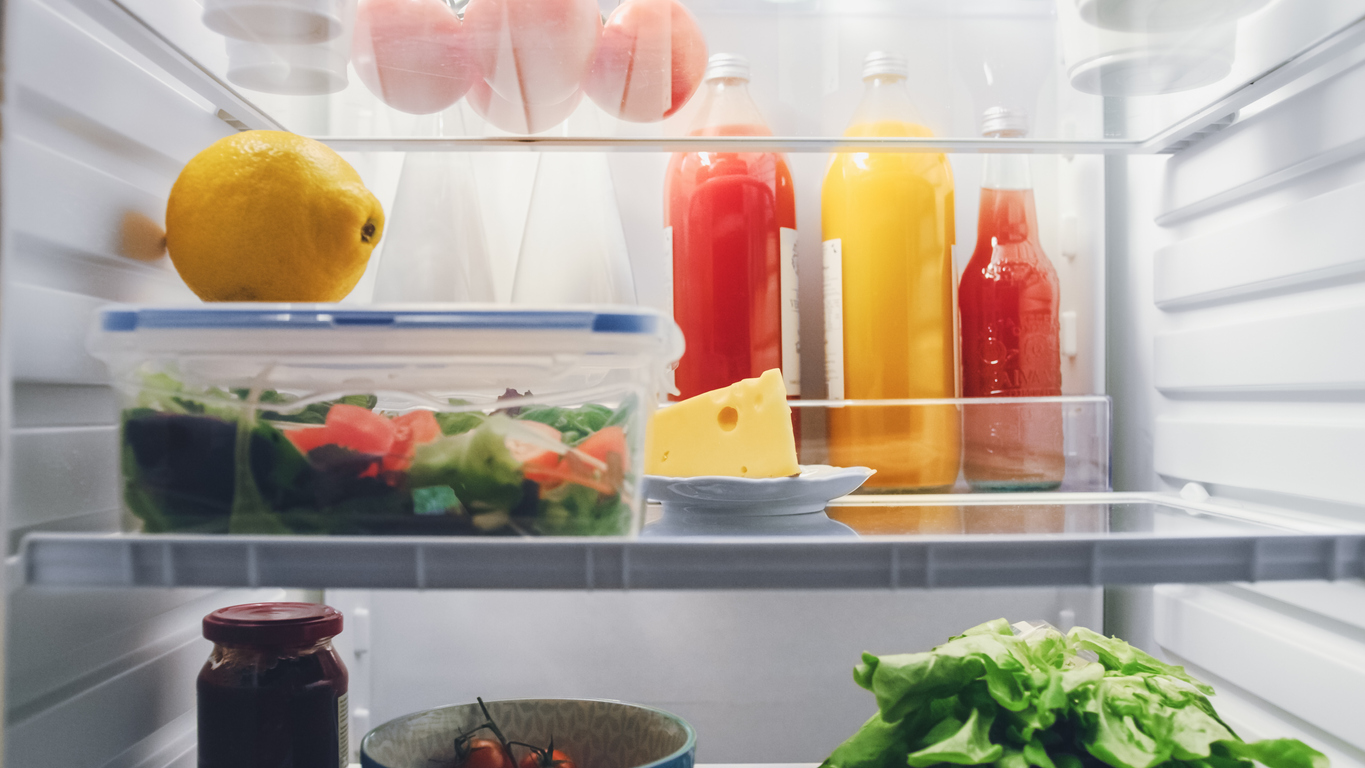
left=793, top=396, right=1111, bottom=494
left=89, top=305, right=682, bottom=538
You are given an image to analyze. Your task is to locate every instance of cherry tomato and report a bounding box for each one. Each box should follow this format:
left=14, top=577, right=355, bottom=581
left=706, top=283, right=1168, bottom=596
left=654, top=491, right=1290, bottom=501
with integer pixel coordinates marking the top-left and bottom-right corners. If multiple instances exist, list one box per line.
left=518, top=749, right=575, bottom=768
left=460, top=739, right=515, bottom=768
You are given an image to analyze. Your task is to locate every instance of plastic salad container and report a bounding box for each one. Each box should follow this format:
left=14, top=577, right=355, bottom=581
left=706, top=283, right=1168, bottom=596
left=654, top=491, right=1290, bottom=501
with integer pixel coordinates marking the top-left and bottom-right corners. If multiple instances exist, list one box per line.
left=89, top=305, right=682, bottom=538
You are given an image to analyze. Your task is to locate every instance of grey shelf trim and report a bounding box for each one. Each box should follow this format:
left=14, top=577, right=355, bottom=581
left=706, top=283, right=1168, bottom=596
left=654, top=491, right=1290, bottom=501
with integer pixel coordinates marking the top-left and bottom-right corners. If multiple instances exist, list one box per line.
left=315, top=136, right=1143, bottom=155
left=22, top=530, right=1365, bottom=591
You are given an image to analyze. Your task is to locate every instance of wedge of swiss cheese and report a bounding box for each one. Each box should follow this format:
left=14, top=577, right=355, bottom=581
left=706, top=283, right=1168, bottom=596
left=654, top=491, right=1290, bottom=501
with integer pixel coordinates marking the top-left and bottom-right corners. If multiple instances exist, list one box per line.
left=645, top=368, right=799, bottom=478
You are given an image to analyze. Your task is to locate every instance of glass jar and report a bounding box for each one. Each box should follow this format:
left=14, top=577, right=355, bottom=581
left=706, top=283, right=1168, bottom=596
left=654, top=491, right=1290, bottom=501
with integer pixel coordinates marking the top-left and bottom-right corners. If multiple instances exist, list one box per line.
left=198, top=602, right=348, bottom=768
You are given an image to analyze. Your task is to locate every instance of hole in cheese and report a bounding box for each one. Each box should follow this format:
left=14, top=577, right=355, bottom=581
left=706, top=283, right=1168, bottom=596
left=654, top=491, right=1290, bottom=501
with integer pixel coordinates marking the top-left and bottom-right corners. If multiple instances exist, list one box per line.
left=661, top=451, right=669, bottom=462
left=718, top=406, right=739, bottom=432
left=741, top=465, right=748, bottom=474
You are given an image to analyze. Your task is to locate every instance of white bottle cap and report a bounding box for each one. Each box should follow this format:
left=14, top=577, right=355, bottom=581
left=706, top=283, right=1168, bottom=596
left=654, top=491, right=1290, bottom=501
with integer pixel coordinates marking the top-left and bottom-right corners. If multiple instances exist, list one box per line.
left=862, top=51, right=909, bottom=80
left=981, top=107, right=1030, bottom=138
left=705, top=53, right=751, bottom=82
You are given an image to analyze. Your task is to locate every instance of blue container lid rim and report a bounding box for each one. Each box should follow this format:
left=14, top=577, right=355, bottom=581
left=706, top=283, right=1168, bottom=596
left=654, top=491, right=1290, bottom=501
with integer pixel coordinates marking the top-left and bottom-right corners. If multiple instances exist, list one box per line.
left=99, top=306, right=662, bottom=335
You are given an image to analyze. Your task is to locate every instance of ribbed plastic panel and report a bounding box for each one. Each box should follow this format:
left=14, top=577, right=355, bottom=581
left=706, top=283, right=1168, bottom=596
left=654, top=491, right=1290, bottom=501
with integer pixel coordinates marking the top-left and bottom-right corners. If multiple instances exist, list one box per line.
left=20, top=496, right=1365, bottom=590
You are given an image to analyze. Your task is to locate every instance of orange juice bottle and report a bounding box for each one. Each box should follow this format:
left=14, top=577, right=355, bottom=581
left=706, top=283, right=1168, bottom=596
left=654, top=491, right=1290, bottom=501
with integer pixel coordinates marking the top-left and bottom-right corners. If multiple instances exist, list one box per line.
left=821, top=52, right=959, bottom=491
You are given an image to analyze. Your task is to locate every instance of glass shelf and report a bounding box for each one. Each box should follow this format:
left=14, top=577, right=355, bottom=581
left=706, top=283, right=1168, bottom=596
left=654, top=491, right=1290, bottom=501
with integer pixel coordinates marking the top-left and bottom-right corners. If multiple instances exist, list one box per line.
left=72, top=0, right=1365, bottom=153
left=21, top=494, right=1365, bottom=590
left=792, top=396, right=1110, bottom=495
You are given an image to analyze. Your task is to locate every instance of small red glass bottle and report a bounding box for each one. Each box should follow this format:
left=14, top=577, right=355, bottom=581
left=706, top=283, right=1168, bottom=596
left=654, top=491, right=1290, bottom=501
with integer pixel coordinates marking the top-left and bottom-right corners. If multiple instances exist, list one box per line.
left=958, top=108, right=1064, bottom=491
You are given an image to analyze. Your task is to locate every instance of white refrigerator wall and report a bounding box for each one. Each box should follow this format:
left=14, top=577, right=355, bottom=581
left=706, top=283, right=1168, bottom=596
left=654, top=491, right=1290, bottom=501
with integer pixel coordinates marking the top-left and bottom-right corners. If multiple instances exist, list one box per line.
left=1105, top=45, right=1365, bottom=768
left=1, top=1, right=293, bottom=766
left=3, top=2, right=1361, bottom=768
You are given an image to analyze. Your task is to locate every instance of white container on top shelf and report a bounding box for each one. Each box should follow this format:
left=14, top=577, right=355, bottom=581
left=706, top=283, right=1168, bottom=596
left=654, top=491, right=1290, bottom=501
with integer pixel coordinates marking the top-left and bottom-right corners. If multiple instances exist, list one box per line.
left=203, top=0, right=348, bottom=44
left=1060, top=0, right=1241, bottom=95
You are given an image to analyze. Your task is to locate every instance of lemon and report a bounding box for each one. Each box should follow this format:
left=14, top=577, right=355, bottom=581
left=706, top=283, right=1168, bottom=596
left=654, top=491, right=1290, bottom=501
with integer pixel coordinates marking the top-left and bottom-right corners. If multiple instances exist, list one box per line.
left=166, top=130, right=385, bottom=302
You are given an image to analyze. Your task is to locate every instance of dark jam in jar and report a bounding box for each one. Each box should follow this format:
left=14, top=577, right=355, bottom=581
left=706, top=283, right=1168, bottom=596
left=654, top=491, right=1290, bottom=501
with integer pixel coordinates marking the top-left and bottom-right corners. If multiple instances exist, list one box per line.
left=198, top=602, right=348, bottom=768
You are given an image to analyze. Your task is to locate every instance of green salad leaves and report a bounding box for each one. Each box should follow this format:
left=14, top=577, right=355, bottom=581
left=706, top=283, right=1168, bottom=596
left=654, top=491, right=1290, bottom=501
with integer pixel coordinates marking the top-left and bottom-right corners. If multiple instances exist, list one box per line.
left=120, top=374, right=637, bottom=536
left=824, top=620, right=1328, bottom=768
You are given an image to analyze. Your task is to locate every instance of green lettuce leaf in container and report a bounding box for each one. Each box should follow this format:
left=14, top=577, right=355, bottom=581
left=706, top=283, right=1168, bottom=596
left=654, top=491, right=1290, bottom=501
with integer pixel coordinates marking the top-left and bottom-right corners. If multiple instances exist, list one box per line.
left=517, top=403, right=613, bottom=445
left=408, top=416, right=527, bottom=513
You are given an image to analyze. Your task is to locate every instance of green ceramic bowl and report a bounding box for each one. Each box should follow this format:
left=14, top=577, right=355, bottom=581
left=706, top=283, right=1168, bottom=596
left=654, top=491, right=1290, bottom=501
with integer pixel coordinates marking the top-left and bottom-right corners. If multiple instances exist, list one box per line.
left=360, top=698, right=697, bottom=768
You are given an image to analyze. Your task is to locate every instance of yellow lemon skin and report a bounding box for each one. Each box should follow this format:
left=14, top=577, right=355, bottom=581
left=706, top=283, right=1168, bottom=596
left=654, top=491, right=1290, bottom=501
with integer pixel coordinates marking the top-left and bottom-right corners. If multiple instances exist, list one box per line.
left=166, top=130, right=385, bottom=302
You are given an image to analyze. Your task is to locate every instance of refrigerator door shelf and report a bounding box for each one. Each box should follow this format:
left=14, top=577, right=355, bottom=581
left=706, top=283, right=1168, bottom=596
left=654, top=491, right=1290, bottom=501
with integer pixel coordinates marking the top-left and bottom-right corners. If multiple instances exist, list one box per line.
left=20, top=493, right=1365, bottom=591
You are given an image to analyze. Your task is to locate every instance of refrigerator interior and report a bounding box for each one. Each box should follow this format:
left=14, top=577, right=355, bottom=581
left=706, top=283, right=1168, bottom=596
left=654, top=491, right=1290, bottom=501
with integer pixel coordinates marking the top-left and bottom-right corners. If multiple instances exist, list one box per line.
left=1, top=1, right=1363, bottom=767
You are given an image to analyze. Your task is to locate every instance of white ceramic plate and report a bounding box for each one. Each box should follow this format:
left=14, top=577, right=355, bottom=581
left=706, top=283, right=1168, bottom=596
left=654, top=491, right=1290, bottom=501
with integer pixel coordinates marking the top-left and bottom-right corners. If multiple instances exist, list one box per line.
left=641, top=465, right=874, bottom=537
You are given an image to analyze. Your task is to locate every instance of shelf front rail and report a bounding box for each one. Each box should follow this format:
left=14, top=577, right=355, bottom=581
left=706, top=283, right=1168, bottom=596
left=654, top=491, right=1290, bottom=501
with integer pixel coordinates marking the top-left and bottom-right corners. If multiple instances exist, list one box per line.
left=21, top=495, right=1365, bottom=591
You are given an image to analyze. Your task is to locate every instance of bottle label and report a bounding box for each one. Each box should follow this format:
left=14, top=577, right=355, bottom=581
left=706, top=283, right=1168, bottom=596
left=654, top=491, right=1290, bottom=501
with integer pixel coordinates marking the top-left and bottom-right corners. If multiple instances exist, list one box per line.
left=337, top=692, right=349, bottom=767
left=822, top=239, right=844, bottom=400
left=662, top=226, right=674, bottom=317
left=780, top=227, right=801, bottom=396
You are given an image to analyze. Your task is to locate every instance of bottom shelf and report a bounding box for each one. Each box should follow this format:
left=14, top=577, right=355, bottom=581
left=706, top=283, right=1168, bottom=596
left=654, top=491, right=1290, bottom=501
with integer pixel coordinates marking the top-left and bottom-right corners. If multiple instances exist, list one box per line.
left=19, top=493, right=1365, bottom=590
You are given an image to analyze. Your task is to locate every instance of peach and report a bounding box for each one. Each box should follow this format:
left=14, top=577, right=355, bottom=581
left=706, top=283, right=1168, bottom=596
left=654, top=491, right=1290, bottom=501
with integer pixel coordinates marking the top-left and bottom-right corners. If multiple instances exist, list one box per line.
left=352, top=0, right=476, bottom=115
left=583, top=0, right=707, bottom=122
left=463, top=0, right=603, bottom=108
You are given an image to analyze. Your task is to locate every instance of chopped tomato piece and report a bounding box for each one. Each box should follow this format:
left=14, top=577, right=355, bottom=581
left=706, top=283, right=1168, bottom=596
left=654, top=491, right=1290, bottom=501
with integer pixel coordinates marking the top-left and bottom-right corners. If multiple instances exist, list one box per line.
left=527, top=463, right=617, bottom=495
left=517, top=425, right=628, bottom=496
left=505, top=421, right=564, bottom=464
left=325, top=403, right=396, bottom=455
left=506, top=421, right=570, bottom=489
left=574, top=425, right=628, bottom=471
left=380, top=454, right=410, bottom=474
left=285, top=425, right=337, bottom=455
left=386, top=410, right=443, bottom=472
left=392, top=410, right=442, bottom=444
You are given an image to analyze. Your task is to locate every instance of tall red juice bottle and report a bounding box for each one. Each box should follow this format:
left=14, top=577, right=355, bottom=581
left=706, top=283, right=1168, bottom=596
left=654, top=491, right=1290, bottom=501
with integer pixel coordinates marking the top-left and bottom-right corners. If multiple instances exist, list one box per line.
left=664, top=53, right=799, bottom=404
left=958, top=109, right=1064, bottom=491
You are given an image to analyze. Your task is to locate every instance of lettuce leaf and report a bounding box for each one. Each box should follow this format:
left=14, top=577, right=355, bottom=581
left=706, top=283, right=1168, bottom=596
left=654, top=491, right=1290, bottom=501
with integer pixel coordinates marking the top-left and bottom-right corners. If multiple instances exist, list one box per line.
left=826, top=621, right=1329, bottom=768
left=517, top=404, right=612, bottom=445
left=906, top=706, right=1002, bottom=766
left=1068, top=627, right=1212, bottom=694
left=408, top=417, right=525, bottom=512
left=823, top=712, right=921, bottom=768
left=1215, top=740, right=1330, bottom=768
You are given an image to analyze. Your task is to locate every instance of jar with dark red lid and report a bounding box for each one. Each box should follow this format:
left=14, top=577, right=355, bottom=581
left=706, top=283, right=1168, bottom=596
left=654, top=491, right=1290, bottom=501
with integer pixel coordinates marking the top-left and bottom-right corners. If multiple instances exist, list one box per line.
left=197, top=602, right=348, bottom=768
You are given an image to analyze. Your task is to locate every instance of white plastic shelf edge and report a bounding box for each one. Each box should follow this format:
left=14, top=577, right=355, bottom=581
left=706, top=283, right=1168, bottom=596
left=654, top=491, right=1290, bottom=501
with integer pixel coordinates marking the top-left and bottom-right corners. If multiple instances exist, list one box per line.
left=20, top=495, right=1365, bottom=591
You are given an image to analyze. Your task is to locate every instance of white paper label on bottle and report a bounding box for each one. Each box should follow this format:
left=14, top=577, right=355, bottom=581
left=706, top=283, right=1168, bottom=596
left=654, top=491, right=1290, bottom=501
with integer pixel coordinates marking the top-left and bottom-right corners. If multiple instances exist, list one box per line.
left=337, top=692, right=350, bottom=767
left=662, top=226, right=674, bottom=317
left=780, top=227, right=801, bottom=396
left=823, top=239, right=845, bottom=400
